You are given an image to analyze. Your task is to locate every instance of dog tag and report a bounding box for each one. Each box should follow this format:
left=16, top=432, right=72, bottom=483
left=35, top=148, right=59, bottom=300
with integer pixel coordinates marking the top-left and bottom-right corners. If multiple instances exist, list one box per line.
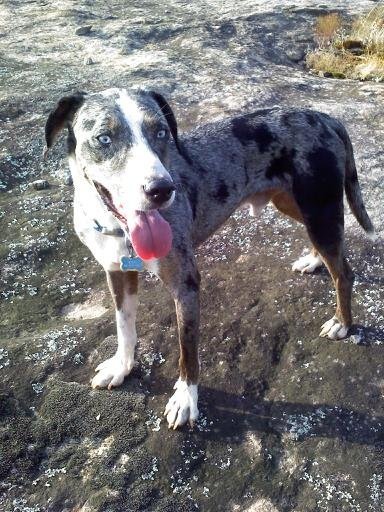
left=120, top=256, right=144, bottom=272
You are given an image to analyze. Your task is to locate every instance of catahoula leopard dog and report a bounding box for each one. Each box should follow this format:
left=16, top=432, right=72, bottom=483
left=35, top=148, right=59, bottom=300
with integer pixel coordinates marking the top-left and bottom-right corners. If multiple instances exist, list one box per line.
left=44, top=88, right=374, bottom=429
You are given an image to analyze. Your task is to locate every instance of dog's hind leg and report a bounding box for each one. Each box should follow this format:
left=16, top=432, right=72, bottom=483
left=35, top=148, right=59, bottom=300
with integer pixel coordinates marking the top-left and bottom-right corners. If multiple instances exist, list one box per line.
left=271, top=191, right=324, bottom=273
left=159, top=253, right=200, bottom=429
left=317, top=251, right=354, bottom=339
left=91, top=271, right=138, bottom=389
left=302, top=202, right=354, bottom=340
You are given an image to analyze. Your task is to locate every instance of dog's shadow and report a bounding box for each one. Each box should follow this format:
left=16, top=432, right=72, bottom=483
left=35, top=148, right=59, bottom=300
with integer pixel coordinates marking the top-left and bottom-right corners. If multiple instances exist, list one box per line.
left=144, top=370, right=384, bottom=446
left=349, top=323, right=384, bottom=346
left=194, top=386, right=384, bottom=446
left=146, top=322, right=384, bottom=445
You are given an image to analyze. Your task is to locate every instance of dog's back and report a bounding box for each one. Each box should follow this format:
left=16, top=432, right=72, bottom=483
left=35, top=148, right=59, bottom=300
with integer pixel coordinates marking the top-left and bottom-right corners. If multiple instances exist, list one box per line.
left=172, top=108, right=373, bottom=246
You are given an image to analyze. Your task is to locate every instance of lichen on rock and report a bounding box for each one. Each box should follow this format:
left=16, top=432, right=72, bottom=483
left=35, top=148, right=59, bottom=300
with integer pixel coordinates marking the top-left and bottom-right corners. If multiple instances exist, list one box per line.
left=0, top=1, right=383, bottom=511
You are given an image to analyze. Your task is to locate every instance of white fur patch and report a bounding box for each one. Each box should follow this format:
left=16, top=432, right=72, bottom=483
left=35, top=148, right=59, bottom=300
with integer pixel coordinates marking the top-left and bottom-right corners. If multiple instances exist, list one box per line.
left=116, top=91, right=162, bottom=177
left=144, top=258, right=159, bottom=276
left=114, top=90, right=173, bottom=213
left=91, top=292, right=137, bottom=389
left=319, top=317, right=348, bottom=339
left=116, top=90, right=146, bottom=145
left=292, top=252, right=323, bottom=273
left=164, top=379, right=199, bottom=429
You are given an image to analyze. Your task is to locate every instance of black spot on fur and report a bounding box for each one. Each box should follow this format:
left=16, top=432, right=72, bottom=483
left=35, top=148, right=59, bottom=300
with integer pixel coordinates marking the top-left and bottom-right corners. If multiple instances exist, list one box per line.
left=82, top=119, right=95, bottom=131
left=320, top=126, right=335, bottom=142
left=305, top=112, right=317, bottom=127
left=231, top=118, right=254, bottom=143
left=185, top=273, right=199, bottom=292
left=196, top=165, right=208, bottom=175
left=180, top=144, right=193, bottom=165
left=293, top=147, right=343, bottom=250
left=180, top=175, right=198, bottom=219
left=308, top=147, right=342, bottom=198
left=266, top=148, right=296, bottom=179
left=210, top=180, right=229, bottom=203
left=243, top=165, right=250, bottom=185
left=67, top=126, right=77, bottom=154
left=179, top=245, right=188, bottom=257
left=231, top=118, right=275, bottom=153
left=306, top=201, right=344, bottom=252
left=188, top=184, right=198, bottom=219
left=281, top=112, right=293, bottom=128
left=294, top=147, right=342, bottom=204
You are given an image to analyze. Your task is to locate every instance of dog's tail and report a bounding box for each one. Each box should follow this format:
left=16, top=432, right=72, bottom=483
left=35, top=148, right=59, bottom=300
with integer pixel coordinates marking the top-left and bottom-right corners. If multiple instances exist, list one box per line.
left=338, top=124, right=376, bottom=238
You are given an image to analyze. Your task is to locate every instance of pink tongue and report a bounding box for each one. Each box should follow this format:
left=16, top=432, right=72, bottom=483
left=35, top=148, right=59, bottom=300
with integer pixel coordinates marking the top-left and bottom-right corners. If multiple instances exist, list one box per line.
left=126, top=210, right=172, bottom=260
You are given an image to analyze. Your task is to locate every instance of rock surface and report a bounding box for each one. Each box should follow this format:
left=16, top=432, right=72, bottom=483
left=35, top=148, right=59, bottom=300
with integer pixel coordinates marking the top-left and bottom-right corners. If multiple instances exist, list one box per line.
left=0, top=1, right=383, bottom=511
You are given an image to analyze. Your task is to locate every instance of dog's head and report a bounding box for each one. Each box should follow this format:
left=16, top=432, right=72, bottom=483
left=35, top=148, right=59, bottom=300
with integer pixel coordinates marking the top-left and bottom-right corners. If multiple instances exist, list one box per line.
left=45, top=88, right=180, bottom=260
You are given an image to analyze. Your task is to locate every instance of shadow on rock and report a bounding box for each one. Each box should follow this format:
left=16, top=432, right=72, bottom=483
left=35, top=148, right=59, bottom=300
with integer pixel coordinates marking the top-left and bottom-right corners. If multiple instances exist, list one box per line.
left=197, top=385, right=384, bottom=446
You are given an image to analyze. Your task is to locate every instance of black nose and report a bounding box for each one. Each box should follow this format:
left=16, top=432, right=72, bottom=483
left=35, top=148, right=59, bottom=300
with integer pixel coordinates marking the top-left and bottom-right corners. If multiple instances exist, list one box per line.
left=143, top=179, right=175, bottom=206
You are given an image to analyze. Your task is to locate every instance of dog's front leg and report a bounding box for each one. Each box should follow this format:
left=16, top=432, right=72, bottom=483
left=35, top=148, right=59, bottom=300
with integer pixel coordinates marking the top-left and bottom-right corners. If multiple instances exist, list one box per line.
left=162, top=260, right=200, bottom=429
left=91, top=271, right=138, bottom=390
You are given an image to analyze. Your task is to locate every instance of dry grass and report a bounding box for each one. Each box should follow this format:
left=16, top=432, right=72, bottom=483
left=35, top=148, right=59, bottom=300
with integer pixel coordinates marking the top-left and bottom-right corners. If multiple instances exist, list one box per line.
left=353, top=6, right=384, bottom=54
left=314, top=13, right=342, bottom=45
left=306, top=49, right=356, bottom=78
left=306, top=6, right=384, bottom=81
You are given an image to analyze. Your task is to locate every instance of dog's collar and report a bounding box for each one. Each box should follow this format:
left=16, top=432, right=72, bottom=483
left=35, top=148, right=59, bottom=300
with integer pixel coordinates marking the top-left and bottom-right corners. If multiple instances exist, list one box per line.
left=81, top=170, right=144, bottom=271
left=93, top=219, right=125, bottom=237
left=93, top=219, right=144, bottom=272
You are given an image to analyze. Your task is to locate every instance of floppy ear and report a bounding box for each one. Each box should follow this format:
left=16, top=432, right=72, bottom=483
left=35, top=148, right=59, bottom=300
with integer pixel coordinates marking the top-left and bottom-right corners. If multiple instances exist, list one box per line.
left=149, top=91, right=192, bottom=163
left=44, top=92, right=87, bottom=157
left=148, top=91, right=181, bottom=149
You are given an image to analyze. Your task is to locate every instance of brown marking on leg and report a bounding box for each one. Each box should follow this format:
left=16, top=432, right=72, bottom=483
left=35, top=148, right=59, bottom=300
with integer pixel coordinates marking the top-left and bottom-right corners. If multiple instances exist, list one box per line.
left=317, top=250, right=354, bottom=328
left=305, top=212, right=354, bottom=336
left=175, top=297, right=200, bottom=384
left=159, top=254, right=200, bottom=385
left=311, top=247, right=319, bottom=259
left=298, top=193, right=353, bottom=333
left=271, top=190, right=304, bottom=224
left=107, top=271, right=138, bottom=310
left=247, top=189, right=275, bottom=215
left=272, top=191, right=322, bottom=268
left=160, top=253, right=200, bottom=428
left=91, top=270, right=139, bottom=390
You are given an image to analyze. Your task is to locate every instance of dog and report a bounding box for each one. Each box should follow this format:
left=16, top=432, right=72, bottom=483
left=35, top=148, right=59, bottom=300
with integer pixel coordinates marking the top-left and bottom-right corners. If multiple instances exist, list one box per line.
left=44, top=88, right=374, bottom=429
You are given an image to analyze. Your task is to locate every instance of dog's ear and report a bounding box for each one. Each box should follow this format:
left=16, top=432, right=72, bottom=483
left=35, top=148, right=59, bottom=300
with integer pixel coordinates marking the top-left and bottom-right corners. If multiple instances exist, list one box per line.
left=148, top=91, right=180, bottom=148
left=149, top=91, right=192, bottom=163
left=44, top=92, right=87, bottom=157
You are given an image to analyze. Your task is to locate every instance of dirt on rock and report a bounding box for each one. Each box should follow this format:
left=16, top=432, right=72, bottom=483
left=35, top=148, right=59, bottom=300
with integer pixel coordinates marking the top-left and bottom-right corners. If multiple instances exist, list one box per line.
left=0, top=1, right=383, bottom=511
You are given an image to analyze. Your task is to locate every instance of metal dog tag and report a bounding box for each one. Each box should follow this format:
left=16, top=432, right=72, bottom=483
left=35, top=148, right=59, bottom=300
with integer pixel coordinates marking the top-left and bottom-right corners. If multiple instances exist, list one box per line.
left=120, top=256, right=144, bottom=272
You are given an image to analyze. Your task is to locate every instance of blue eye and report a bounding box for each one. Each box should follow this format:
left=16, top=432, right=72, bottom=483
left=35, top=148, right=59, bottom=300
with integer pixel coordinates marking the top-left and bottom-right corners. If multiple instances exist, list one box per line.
left=97, top=134, right=112, bottom=145
left=157, top=129, right=167, bottom=139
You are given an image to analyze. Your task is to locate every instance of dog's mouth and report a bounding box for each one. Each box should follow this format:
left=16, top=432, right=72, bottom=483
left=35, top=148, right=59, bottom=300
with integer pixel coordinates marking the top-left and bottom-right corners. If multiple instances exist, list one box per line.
left=93, top=181, right=127, bottom=224
left=93, top=180, right=173, bottom=261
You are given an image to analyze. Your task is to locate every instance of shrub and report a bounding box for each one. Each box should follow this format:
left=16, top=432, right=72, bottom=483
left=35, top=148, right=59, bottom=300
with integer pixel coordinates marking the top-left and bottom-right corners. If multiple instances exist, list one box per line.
left=306, top=7, right=384, bottom=81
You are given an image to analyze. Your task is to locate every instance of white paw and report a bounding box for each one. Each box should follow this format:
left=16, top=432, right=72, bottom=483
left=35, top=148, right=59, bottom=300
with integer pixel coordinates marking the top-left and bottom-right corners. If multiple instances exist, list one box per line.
left=319, top=317, right=349, bottom=339
left=164, top=380, right=199, bottom=430
left=292, top=253, right=323, bottom=274
left=91, top=355, right=134, bottom=390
